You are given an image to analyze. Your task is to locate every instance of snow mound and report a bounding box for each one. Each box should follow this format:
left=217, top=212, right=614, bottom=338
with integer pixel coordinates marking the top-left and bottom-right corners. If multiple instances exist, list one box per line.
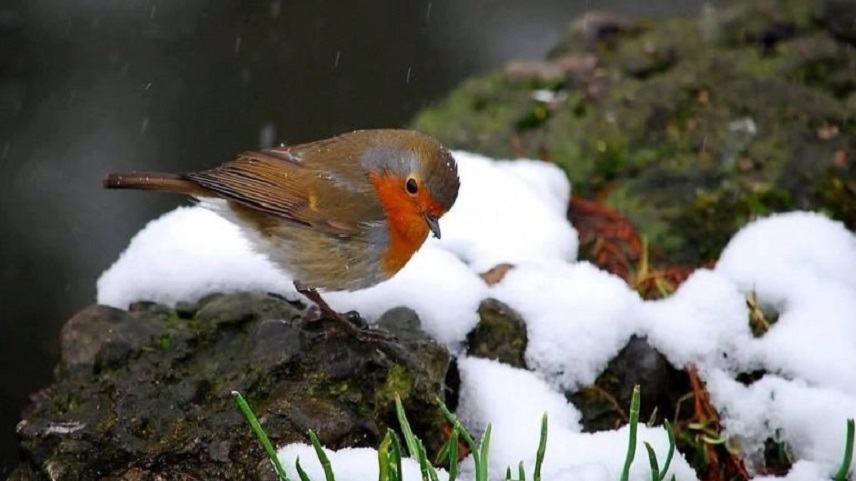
left=96, top=206, right=292, bottom=308
left=456, top=357, right=698, bottom=481
left=490, top=261, right=642, bottom=389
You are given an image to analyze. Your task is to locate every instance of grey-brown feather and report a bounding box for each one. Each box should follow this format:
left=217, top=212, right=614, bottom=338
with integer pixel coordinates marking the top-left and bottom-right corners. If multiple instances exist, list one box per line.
left=185, top=149, right=384, bottom=236
left=205, top=199, right=390, bottom=291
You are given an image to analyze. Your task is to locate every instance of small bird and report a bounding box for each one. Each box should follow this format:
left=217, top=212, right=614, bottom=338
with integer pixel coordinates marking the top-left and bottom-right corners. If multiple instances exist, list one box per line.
left=104, top=129, right=460, bottom=337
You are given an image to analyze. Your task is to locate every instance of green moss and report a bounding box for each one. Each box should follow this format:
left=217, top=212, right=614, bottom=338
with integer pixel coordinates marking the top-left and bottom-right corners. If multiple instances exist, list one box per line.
left=604, top=183, right=683, bottom=255
left=816, top=169, right=856, bottom=227
left=413, top=74, right=533, bottom=158
left=415, top=0, right=856, bottom=264
left=374, top=365, right=414, bottom=407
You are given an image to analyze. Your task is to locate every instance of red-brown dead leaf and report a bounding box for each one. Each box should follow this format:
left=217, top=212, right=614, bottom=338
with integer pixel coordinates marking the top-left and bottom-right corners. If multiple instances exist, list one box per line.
left=440, top=423, right=470, bottom=461
left=569, top=195, right=703, bottom=299
left=569, top=195, right=642, bottom=281
left=685, top=366, right=751, bottom=481
left=479, top=263, right=515, bottom=286
left=834, top=148, right=849, bottom=168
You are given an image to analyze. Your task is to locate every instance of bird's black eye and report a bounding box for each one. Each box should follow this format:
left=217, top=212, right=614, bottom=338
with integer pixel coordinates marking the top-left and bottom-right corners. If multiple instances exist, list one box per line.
left=405, top=177, right=418, bottom=195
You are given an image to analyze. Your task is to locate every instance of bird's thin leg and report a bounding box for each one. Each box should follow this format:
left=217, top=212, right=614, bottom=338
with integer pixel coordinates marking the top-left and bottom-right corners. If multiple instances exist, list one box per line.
left=293, top=282, right=392, bottom=341
left=296, top=285, right=344, bottom=323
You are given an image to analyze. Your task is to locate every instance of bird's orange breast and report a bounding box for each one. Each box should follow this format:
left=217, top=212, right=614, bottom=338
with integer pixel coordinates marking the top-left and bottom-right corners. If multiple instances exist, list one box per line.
left=369, top=174, right=431, bottom=275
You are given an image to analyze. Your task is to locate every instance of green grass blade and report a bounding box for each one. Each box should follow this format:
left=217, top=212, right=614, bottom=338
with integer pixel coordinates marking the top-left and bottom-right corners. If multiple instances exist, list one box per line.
left=231, top=391, right=290, bottom=481
left=308, top=430, right=336, bottom=481
left=833, top=418, right=854, bottom=481
left=394, top=395, right=420, bottom=459
left=436, top=396, right=481, bottom=474
left=448, top=427, right=459, bottom=481
left=434, top=435, right=451, bottom=466
left=423, top=442, right=441, bottom=481
left=646, top=406, right=659, bottom=427
left=643, top=442, right=660, bottom=481
left=415, top=438, right=439, bottom=481
left=534, top=413, right=548, bottom=481
left=619, top=385, right=641, bottom=481
left=478, top=424, right=492, bottom=481
left=658, top=420, right=675, bottom=481
left=295, top=457, right=313, bottom=481
left=435, top=397, right=480, bottom=456
left=519, top=461, right=526, bottom=481
left=390, top=430, right=404, bottom=481
left=506, top=466, right=512, bottom=481
left=378, top=432, right=392, bottom=481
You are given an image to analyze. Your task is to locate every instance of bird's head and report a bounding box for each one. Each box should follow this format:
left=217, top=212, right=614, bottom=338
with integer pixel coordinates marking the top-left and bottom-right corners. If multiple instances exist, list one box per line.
left=361, top=130, right=459, bottom=241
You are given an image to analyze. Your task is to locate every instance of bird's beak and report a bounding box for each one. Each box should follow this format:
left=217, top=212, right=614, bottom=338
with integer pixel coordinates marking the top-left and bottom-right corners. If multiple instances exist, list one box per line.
left=424, top=214, right=441, bottom=239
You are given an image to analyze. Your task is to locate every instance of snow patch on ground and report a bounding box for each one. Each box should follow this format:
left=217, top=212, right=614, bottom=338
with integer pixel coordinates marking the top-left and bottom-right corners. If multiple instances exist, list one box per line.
left=455, top=357, right=698, bottom=481
left=490, top=261, right=642, bottom=389
left=278, top=444, right=443, bottom=481
left=326, top=247, right=488, bottom=347
left=99, top=151, right=856, bottom=481
left=639, top=269, right=749, bottom=370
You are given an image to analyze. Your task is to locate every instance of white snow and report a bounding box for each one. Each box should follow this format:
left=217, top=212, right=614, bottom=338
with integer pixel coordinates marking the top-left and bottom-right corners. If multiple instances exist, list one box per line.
left=98, top=150, right=856, bottom=481
left=715, top=212, right=856, bottom=395
left=278, top=444, right=442, bottom=481
left=705, top=371, right=855, bottom=473
left=455, top=357, right=698, bottom=481
left=96, top=206, right=293, bottom=308
left=639, top=269, right=750, bottom=370
left=326, top=247, right=488, bottom=347
left=432, top=153, right=577, bottom=272
left=490, top=261, right=642, bottom=389
left=716, top=211, right=856, bottom=301
left=753, top=461, right=830, bottom=481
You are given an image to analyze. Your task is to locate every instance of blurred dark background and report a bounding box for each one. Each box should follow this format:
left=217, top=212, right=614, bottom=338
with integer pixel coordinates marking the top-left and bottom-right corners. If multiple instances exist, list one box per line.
left=0, top=0, right=719, bottom=474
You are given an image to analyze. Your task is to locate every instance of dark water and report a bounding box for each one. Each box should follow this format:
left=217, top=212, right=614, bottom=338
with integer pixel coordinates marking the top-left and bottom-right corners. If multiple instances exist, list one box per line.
left=0, top=0, right=717, bottom=473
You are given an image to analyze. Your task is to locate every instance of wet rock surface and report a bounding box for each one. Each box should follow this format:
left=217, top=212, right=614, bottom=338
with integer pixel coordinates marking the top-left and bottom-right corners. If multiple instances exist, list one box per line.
left=569, top=336, right=689, bottom=432
left=466, top=299, right=528, bottom=368
left=414, top=0, right=856, bottom=265
left=9, top=293, right=451, bottom=480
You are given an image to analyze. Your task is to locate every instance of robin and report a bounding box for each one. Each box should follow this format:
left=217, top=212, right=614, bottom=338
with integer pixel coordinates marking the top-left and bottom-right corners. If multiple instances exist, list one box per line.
left=104, top=129, right=460, bottom=338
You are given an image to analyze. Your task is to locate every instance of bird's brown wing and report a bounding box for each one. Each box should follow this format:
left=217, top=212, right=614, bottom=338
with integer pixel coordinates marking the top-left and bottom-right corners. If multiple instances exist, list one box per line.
left=185, top=146, right=384, bottom=237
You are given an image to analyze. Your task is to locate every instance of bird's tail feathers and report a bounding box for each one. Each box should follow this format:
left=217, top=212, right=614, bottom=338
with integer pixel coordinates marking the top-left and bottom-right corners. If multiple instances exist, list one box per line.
left=103, top=172, right=211, bottom=197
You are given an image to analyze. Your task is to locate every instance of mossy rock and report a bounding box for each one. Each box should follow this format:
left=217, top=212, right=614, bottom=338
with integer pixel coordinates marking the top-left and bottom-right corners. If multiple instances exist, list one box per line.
left=11, top=293, right=451, bottom=480
left=414, top=0, right=856, bottom=264
left=466, top=298, right=528, bottom=368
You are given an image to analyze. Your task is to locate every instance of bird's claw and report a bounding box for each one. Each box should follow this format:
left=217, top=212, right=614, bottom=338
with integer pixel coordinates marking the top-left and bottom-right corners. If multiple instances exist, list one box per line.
left=300, top=305, right=395, bottom=342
